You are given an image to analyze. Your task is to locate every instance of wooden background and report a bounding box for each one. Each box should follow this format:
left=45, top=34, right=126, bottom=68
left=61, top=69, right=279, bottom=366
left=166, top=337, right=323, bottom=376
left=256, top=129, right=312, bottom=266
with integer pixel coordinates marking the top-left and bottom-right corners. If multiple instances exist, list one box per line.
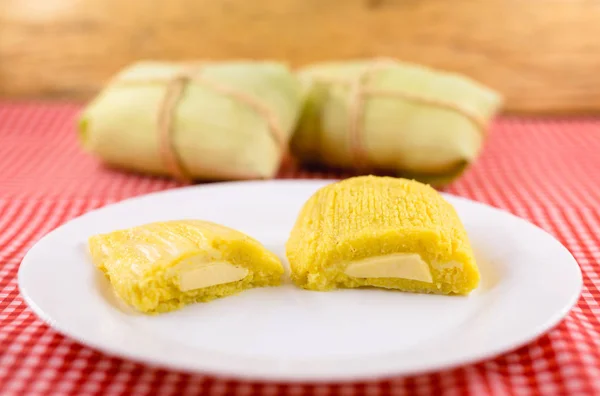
left=1, top=0, right=600, bottom=114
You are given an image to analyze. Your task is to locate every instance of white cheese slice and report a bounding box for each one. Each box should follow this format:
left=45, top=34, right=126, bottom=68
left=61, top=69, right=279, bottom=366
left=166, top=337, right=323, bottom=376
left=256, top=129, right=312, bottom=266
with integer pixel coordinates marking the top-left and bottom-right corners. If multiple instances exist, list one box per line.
left=344, top=253, right=433, bottom=283
left=176, top=258, right=248, bottom=291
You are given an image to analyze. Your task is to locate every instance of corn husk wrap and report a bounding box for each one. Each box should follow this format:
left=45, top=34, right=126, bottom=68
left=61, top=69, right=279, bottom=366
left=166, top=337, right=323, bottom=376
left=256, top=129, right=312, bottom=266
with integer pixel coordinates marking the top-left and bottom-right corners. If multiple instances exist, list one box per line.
left=291, top=59, right=503, bottom=186
left=78, top=61, right=303, bottom=181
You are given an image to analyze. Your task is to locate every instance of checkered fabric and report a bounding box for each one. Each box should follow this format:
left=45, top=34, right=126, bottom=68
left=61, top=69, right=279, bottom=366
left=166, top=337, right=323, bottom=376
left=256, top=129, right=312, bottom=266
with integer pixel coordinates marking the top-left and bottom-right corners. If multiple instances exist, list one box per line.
left=1, top=103, right=599, bottom=396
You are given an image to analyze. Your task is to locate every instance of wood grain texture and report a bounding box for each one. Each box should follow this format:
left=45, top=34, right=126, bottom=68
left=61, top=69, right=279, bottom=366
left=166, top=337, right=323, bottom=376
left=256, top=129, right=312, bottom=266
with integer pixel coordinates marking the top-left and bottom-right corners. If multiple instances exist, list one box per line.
left=1, top=0, right=600, bottom=114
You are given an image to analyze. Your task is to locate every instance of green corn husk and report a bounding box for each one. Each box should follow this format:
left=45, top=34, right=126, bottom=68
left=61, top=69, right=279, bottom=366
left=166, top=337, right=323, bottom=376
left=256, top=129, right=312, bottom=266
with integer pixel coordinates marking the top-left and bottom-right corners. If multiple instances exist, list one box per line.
left=78, top=61, right=303, bottom=181
left=291, top=59, right=503, bottom=186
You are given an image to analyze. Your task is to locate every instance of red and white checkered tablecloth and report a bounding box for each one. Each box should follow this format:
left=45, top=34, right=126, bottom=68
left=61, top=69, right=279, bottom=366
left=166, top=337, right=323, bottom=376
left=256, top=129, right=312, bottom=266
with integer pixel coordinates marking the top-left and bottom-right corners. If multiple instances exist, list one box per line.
left=1, top=103, right=599, bottom=395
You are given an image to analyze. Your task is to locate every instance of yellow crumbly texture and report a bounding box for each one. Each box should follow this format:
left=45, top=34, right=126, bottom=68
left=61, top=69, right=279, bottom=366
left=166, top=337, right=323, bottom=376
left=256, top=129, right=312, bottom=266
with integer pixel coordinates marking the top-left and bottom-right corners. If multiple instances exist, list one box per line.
left=88, top=220, right=284, bottom=313
left=285, top=176, right=480, bottom=294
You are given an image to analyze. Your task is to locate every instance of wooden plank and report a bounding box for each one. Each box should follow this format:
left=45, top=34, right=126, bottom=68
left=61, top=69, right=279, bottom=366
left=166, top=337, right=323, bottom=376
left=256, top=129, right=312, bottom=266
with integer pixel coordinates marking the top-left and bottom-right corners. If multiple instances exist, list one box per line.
left=1, top=0, right=600, bottom=114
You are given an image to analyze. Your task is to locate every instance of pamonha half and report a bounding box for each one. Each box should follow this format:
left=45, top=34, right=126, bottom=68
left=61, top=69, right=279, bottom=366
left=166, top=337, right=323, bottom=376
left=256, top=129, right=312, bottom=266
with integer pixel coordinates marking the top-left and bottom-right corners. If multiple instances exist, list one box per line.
left=89, top=220, right=284, bottom=313
left=285, top=176, right=480, bottom=295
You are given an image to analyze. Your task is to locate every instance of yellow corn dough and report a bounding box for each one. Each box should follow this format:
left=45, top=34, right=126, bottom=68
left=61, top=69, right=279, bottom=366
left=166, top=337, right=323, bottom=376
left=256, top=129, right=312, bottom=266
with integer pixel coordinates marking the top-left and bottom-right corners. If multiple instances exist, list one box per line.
left=286, top=176, right=480, bottom=295
left=89, top=220, right=284, bottom=313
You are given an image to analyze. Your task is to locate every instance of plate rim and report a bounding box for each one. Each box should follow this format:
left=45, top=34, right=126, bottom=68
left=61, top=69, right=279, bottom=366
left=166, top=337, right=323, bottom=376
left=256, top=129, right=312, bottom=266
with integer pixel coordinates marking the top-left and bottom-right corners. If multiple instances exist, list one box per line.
left=18, top=179, right=584, bottom=382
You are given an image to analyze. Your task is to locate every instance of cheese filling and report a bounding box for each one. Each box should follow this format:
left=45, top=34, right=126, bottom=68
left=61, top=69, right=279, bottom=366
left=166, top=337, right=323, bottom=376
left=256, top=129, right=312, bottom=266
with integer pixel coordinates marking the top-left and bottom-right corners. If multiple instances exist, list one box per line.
left=175, top=257, right=249, bottom=292
left=344, top=253, right=434, bottom=283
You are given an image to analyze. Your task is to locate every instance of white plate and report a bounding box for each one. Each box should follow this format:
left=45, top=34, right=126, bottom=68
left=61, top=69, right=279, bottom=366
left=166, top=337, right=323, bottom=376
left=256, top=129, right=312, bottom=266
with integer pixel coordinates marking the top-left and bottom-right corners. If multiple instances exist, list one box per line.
left=19, top=180, right=582, bottom=382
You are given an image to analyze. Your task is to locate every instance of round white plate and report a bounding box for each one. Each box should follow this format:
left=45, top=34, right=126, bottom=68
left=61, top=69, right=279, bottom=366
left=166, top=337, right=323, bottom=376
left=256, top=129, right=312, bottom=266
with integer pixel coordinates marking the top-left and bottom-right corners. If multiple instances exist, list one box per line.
left=19, top=180, right=582, bottom=382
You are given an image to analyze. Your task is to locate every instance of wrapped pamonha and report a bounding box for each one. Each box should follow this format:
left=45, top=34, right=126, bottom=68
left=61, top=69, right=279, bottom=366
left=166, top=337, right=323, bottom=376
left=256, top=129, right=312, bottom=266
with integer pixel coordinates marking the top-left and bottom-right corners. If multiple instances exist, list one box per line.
left=89, top=220, right=284, bottom=313
left=285, top=176, right=480, bottom=295
left=78, top=61, right=303, bottom=182
left=291, top=59, right=503, bottom=186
